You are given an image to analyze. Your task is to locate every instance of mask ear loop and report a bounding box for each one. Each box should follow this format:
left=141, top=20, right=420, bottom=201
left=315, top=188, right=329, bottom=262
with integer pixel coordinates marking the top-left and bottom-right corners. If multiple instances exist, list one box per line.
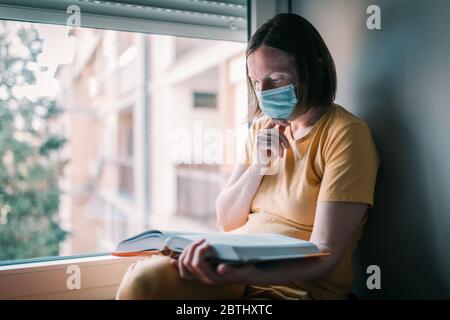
left=292, top=83, right=299, bottom=95
left=284, top=83, right=300, bottom=122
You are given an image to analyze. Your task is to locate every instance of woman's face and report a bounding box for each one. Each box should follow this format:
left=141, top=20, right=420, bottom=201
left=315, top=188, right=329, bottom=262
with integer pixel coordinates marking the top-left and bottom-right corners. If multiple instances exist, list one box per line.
left=247, top=45, right=298, bottom=93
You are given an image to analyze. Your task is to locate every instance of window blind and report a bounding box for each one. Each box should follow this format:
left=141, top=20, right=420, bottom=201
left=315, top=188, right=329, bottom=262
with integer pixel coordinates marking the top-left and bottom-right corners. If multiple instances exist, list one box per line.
left=0, top=0, right=247, bottom=42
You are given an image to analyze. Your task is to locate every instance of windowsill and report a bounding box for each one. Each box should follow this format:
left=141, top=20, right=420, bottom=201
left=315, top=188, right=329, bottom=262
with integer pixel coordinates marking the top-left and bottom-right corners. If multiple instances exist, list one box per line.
left=0, top=252, right=112, bottom=267
left=0, top=254, right=146, bottom=300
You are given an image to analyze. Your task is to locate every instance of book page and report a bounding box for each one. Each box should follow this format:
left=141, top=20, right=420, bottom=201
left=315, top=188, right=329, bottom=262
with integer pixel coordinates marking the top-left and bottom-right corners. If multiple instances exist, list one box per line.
left=169, top=233, right=311, bottom=247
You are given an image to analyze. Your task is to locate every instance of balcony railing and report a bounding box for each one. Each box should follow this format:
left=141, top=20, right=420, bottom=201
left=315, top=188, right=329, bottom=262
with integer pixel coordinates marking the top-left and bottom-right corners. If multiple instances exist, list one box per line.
left=175, top=164, right=228, bottom=228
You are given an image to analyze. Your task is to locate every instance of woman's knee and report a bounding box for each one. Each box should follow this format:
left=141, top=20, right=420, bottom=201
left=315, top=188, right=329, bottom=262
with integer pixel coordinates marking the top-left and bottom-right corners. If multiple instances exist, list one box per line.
left=116, top=255, right=176, bottom=300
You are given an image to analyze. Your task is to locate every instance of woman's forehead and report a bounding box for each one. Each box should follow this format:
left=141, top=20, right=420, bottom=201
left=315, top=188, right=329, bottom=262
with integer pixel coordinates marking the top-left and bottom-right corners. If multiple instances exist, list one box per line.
left=247, top=46, right=295, bottom=78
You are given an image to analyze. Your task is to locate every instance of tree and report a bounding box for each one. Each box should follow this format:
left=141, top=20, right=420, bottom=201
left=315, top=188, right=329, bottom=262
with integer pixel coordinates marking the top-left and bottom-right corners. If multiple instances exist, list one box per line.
left=0, top=22, right=68, bottom=261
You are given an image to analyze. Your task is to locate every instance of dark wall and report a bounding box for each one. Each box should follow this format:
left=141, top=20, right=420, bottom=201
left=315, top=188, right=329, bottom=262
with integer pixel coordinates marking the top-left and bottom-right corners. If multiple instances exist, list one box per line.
left=292, top=0, right=450, bottom=298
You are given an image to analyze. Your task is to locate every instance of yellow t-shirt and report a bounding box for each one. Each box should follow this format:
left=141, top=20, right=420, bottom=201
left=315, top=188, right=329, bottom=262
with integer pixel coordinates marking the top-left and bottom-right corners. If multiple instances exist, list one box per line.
left=229, top=102, right=380, bottom=300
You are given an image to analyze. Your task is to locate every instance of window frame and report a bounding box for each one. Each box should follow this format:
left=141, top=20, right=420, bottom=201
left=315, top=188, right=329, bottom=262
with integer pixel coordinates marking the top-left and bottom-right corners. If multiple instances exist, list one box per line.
left=0, top=0, right=248, bottom=42
left=0, top=254, right=144, bottom=300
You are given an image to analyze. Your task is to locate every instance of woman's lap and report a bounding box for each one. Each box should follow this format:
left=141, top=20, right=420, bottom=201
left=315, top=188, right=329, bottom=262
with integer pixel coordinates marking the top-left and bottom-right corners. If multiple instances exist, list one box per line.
left=116, top=255, right=247, bottom=300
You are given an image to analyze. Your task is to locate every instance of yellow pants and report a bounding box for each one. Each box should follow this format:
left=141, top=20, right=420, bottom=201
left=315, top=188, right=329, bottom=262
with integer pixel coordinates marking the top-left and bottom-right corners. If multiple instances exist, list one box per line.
left=116, top=255, right=312, bottom=300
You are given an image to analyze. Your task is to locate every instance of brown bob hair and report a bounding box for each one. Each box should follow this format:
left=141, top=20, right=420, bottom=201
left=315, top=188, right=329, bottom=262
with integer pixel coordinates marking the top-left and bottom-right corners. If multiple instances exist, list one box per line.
left=245, top=13, right=337, bottom=122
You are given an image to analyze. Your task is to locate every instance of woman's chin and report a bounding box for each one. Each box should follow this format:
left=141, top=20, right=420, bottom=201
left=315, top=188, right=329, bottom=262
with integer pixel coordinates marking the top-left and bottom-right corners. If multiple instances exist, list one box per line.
left=272, top=118, right=291, bottom=126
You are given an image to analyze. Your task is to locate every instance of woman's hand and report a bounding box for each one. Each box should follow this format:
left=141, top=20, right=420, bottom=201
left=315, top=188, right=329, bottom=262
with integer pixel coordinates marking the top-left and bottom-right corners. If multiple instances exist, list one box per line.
left=253, top=119, right=291, bottom=173
left=170, top=238, right=258, bottom=285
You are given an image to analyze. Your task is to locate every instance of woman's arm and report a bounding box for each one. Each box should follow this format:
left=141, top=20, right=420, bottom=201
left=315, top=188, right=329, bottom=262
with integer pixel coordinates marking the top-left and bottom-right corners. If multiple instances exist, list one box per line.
left=239, top=201, right=367, bottom=285
left=215, top=120, right=290, bottom=232
left=215, top=163, right=265, bottom=232
left=171, top=201, right=367, bottom=285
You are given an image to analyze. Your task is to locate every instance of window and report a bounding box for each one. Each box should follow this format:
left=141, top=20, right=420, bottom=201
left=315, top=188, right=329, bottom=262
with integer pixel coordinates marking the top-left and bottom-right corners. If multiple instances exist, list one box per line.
left=118, top=109, right=134, bottom=199
left=193, top=92, right=218, bottom=109
left=0, top=20, right=248, bottom=264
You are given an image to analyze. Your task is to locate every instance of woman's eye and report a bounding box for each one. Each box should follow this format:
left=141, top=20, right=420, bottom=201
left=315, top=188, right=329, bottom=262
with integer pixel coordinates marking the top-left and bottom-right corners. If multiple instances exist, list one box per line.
left=269, top=77, right=283, bottom=82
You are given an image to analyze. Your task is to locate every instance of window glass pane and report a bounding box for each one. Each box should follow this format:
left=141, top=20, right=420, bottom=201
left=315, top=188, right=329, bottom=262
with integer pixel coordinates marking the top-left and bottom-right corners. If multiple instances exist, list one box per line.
left=0, top=21, right=247, bottom=262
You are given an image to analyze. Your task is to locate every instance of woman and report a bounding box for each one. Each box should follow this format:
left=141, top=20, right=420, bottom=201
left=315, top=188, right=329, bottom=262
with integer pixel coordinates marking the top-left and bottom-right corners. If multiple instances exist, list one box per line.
left=116, top=13, right=379, bottom=300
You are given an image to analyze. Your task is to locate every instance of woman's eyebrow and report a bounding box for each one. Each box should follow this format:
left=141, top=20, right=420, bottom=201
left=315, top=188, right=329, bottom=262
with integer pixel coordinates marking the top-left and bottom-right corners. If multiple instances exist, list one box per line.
left=269, top=71, right=290, bottom=76
left=249, top=71, right=291, bottom=80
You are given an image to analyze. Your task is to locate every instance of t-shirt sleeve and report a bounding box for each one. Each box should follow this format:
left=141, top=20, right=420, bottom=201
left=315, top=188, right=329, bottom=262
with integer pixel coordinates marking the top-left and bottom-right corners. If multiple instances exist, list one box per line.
left=318, top=122, right=380, bottom=207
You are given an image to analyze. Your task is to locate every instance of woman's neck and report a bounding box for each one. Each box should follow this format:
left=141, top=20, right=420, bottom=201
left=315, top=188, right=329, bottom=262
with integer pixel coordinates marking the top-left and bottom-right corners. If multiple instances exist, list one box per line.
left=289, top=105, right=329, bottom=140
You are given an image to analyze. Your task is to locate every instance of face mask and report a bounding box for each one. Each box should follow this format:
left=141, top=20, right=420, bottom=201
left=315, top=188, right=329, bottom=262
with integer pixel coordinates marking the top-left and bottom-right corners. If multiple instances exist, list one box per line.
left=255, top=83, right=297, bottom=120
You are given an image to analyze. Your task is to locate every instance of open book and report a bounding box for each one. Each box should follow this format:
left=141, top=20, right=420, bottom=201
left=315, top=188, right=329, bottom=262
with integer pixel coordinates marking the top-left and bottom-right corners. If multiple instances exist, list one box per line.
left=112, top=230, right=329, bottom=264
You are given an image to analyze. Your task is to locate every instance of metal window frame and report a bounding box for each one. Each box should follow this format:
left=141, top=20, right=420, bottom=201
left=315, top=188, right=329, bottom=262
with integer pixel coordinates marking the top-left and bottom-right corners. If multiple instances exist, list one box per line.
left=0, top=0, right=248, bottom=42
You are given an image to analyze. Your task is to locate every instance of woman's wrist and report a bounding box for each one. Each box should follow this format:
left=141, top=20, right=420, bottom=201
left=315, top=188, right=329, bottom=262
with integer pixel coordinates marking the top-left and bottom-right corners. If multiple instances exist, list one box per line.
left=249, top=162, right=271, bottom=176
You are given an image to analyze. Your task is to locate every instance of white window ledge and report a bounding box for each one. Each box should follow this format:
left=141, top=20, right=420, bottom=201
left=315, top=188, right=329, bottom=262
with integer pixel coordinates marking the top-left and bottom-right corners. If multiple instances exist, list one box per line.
left=0, top=255, right=146, bottom=300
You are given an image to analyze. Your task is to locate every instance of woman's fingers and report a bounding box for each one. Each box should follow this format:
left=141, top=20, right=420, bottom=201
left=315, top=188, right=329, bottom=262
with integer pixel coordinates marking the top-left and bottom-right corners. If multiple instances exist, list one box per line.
left=272, top=118, right=290, bottom=127
left=178, top=249, right=195, bottom=280
left=259, top=137, right=279, bottom=159
left=176, top=254, right=197, bottom=281
left=277, top=127, right=290, bottom=156
left=178, top=239, right=222, bottom=285
left=255, top=119, right=292, bottom=164
left=263, top=119, right=276, bottom=130
left=183, top=238, right=205, bottom=273
left=178, top=239, right=206, bottom=280
left=190, top=242, right=220, bottom=284
left=260, top=129, right=289, bottom=157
